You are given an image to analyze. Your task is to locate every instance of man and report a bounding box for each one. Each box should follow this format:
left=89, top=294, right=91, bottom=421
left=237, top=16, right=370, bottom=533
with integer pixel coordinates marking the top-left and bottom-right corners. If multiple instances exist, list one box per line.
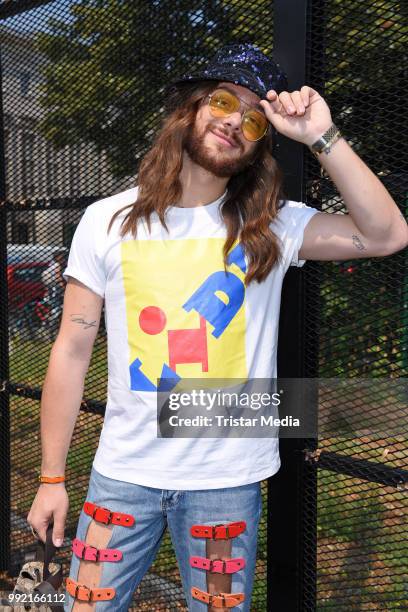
left=27, top=44, right=407, bottom=611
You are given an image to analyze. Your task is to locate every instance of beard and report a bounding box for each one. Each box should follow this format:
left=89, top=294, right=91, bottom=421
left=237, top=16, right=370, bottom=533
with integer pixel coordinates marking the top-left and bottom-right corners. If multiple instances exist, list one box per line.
left=184, top=122, right=256, bottom=178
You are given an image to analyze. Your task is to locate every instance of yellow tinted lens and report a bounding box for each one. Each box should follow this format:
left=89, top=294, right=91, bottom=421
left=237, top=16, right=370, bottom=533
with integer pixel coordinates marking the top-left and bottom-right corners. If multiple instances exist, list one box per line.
left=242, top=110, right=268, bottom=141
left=209, top=89, right=240, bottom=117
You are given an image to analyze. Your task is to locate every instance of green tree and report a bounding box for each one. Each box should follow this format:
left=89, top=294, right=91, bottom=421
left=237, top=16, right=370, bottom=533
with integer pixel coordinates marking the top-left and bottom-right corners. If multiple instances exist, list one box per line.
left=321, top=0, right=407, bottom=175
left=36, top=0, right=406, bottom=178
left=35, top=0, right=236, bottom=178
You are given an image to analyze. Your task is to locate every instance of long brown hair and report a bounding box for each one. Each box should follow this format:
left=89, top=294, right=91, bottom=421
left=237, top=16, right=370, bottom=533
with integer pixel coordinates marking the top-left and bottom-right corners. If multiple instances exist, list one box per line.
left=108, top=80, right=286, bottom=286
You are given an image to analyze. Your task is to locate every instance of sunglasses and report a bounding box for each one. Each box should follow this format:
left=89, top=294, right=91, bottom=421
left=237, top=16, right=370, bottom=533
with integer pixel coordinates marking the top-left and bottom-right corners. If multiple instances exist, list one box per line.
left=206, top=88, right=269, bottom=142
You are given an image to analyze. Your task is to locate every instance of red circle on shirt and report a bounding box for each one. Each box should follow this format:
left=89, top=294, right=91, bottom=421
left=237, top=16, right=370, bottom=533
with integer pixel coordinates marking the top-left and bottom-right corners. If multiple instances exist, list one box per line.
left=139, top=306, right=166, bottom=335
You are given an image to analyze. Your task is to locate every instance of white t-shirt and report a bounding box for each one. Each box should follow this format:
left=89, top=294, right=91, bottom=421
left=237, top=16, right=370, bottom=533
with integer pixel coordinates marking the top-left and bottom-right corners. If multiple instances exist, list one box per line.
left=63, top=186, right=318, bottom=489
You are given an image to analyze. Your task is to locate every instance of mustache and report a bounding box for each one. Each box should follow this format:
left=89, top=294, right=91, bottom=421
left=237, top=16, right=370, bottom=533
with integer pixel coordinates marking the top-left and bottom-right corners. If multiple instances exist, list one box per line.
left=206, top=123, right=242, bottom=149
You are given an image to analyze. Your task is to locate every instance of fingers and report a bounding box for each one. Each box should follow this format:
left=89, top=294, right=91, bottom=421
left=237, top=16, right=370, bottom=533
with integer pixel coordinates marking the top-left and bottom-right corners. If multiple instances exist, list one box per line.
left=27, top=514, right=49, bottom=543
left=264, top=90, right=283, bottom=113
left=274, top=90, right=305, bottom=115
left=300, top=85, right=311, bottom=106
left=28, top=513, right=66, bottom=546
left=52, top=507, right=67, bottom=547
left=264, top=86, right=312, bottom=116
left=27, top=486, right=68, bottom=547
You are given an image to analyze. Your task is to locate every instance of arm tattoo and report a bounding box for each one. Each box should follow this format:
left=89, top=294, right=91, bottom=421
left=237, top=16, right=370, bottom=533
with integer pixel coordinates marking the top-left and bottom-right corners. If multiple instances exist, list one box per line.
left=70, top=314, right=97, bottom=330
left=352, top=234, right=366, bottom=251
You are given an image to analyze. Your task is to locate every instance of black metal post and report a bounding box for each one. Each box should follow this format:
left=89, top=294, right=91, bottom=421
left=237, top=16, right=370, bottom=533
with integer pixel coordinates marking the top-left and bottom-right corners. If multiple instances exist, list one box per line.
left=269, top=0, right=320, bottom=610
left=0, top=44, right=10, bottom=571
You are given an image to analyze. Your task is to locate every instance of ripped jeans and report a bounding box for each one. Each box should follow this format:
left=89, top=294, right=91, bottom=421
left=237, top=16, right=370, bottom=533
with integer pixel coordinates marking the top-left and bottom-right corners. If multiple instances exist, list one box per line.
left=64, top=467, right=262, bottom=611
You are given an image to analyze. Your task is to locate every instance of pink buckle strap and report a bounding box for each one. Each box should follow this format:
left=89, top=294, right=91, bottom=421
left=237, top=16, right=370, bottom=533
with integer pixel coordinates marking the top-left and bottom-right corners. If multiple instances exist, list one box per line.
left=190, top=556, right=246, bottom=574
left=72, top=538, right=123, bottom=562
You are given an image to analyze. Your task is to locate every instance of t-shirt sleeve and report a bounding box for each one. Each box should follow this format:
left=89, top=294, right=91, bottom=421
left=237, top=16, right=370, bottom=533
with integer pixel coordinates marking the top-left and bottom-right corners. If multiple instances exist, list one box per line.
left=273, top=200, right=320, bottom=268
left=290, top=202, right=320, bottom=267
left=62, top=205, right=106, bottom=298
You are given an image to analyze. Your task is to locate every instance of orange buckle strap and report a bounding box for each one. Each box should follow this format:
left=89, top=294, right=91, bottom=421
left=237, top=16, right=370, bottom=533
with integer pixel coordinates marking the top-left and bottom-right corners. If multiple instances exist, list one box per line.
left=83, top=501, right=135, bottom=527
left=190, top=555, right=246, bottom=574
left=190, top=521, right=246, bottom=540
left=72, top=537, right=123, bottom=562
left=191, top=587, right=245, bottom=608
left=66, top=577, right=115, bottom=602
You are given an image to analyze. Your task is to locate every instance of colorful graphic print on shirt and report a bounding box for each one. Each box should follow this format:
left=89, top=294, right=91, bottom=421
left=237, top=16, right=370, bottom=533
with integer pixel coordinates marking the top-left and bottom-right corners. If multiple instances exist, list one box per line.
left=121, top=237, right=248, bottom=391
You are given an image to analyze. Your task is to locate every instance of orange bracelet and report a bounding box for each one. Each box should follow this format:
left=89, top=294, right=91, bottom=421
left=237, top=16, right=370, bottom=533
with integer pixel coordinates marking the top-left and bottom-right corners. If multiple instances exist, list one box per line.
left=39, top=475, right=65, bottom=484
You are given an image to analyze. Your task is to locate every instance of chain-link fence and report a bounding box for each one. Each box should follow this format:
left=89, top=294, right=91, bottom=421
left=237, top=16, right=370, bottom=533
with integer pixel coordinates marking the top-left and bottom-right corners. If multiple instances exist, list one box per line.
left=0, top=0, right=407, bottom=610
left=301, top=0, right=408, bottom=609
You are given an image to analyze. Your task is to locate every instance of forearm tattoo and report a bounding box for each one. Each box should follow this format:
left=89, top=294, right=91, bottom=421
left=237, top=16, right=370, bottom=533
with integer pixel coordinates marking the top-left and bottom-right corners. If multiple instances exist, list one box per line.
left=352, top=234, right=366, bottom=251
left=70, top=314, right=97, bottom=329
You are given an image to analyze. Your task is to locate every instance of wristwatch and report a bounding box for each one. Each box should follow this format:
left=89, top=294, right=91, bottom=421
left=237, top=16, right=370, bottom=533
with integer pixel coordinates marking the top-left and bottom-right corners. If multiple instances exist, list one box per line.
left=310, top=123, right=342, bottom=158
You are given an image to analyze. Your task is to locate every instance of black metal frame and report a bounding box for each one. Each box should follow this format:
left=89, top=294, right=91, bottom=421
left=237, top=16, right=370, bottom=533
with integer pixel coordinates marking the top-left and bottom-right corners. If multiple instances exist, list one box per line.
left=0, top=41, right=10, bottom=571
left=268, top=1, right=319, bottom=610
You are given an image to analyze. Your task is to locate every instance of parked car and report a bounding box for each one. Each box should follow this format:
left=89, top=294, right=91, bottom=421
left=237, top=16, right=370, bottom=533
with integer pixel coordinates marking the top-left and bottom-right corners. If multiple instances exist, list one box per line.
left=7, top=261, right=49, bottom=311
left=7, top=244, right=69, bottom=310
left=7, top=244, right=68, bottom=264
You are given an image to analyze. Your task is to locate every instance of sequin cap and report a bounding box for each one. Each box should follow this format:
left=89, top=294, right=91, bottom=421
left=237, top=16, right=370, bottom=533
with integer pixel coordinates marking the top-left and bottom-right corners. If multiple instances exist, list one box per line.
left=168, top=43, right=288, bottom=99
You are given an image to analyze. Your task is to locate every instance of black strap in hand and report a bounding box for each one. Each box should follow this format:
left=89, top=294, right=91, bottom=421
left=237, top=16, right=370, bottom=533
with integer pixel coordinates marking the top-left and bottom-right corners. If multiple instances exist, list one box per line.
left=34, top=524, right=64, bottom=610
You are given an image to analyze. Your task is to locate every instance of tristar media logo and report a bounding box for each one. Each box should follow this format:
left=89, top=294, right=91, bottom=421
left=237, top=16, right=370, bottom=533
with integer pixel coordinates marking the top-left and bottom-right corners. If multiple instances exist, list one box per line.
left=121, top=237, right=248, bottom=391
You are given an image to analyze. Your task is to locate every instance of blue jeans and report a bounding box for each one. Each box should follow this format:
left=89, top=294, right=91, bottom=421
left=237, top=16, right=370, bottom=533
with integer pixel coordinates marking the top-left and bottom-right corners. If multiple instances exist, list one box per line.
left=64, top=467, right=262, bottom=611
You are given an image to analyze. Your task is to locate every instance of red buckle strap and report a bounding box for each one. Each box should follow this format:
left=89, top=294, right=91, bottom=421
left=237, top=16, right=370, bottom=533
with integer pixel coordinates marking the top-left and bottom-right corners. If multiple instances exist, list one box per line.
left=190, top=521, right=246, bottom=540
left=83, top=501, right=135, bottom=527
left=65, top=577, right=115, bottom=602
left=191, top=587, right=245, bottom=608
left=190, top=555, right=246, bottom=574
left=72, top=538, right=123, bottom=562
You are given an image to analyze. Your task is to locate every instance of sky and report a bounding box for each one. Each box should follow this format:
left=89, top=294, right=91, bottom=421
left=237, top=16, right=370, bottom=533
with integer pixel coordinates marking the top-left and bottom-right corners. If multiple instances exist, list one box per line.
left=3, top=0, right=75, bottom=34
